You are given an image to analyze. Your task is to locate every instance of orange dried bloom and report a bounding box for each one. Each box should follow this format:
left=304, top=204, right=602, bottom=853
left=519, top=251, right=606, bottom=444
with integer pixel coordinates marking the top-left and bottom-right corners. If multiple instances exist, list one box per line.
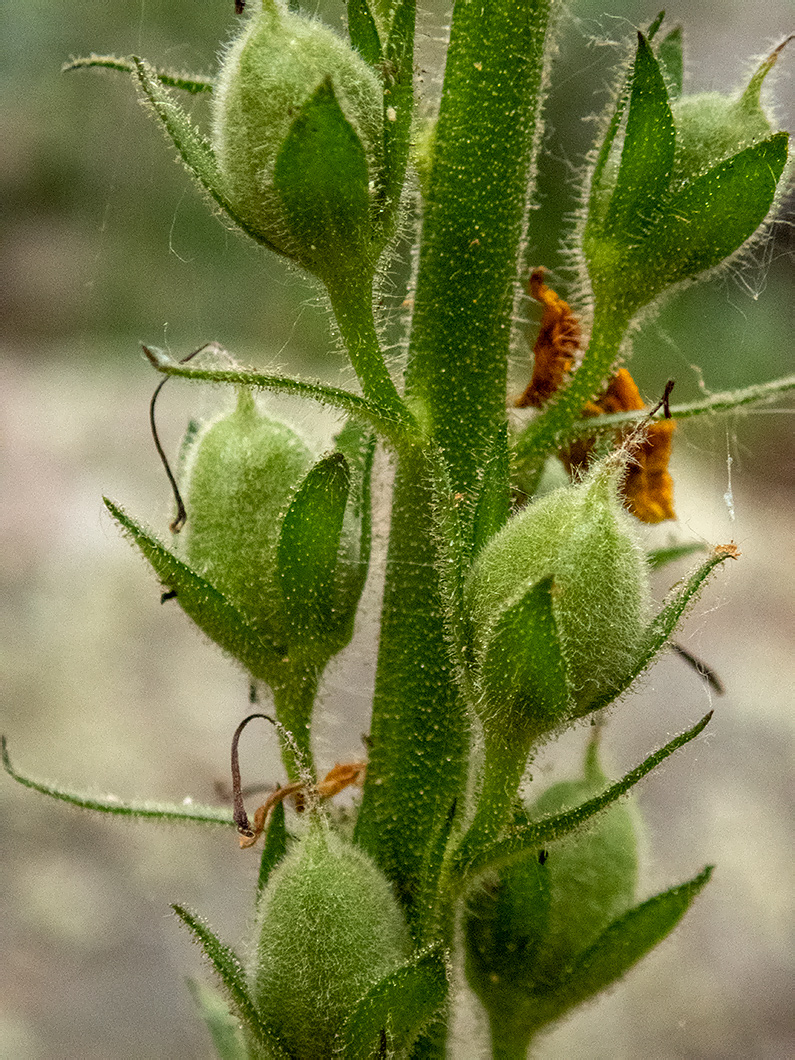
left=516, top=268, right=580, bottom=408
left=515, top=273, right=676, bottom=523
left=566, top=369, right=676, bottom=524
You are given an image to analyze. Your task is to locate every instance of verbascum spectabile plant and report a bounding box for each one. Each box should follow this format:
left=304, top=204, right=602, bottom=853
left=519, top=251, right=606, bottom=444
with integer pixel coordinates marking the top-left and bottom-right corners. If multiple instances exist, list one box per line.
left=5, top=3, right=794, bottom=1057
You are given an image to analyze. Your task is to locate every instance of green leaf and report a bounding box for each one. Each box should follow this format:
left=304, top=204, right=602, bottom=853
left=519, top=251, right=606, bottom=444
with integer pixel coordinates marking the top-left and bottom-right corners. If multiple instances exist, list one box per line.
left=346, top=0, right=383, bottom=65
left=274, top=78, right=373, bottom=267
left=603, top=34, right=675, bottom=241
left=657, top=27, right=684, bottom=97
left=338, top=946, right=449, bottom=1058
left=185, top=978, right=249, bottom=1060
left=2, top=736, right=234, bottom=827
left=130, top=58, right=284, bottom=255
left=542, top=866, right=713, bottom=1022
left=257, top=800, right=288, bottom=897
left=480, top=577, right=570, bottom=738
left=142, top=344, right=415, bottom=447
left=588, top=545, right=737, bottom=713
left=458, top=712, right=712, bottom=881
left=634, top=132, right=789, bottom=288
left=173, top=906, right=287, bottom=1057
left=647, top=541, right=707, bottom=570
left=104, top=498, right=287, bottom=683
left=277, top=452, right=351, bottom=642
left=63, top=54, right=213, bottom=93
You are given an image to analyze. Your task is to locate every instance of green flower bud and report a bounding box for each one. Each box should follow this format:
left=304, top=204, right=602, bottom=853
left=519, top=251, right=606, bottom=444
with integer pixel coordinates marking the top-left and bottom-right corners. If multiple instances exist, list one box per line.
left=584, top=32, right=789, bottom=318
left=181, top=389, right=314, bottom=662
left=465, top=459, right=650, bottom=734
left=464, top=744, right=639, bottom=1051
left=212, top=0, right=384, bottom=277
left=251, top=822, right=412, bottom=1057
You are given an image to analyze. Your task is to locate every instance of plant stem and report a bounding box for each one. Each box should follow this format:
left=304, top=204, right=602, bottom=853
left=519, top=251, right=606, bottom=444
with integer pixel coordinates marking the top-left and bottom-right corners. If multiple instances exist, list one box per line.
left=272, top=664, right=319, bottom=781
left=453, top=721, right=534, bottom=877
left=325, top=271, right=411, bottom=432
left=355, top=0, right=554, bottom=940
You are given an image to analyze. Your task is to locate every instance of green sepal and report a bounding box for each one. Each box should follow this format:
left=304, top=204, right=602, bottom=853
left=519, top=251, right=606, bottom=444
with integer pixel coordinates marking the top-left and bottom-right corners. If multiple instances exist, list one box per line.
left=104, top=498, right=287, bottom=684
left=630, top=132, right=788, bottom=294
left=647, top=541, right=707, bottom=570
left=645, top=11, right=665, bottom=40
left=657, top=27, right=684, bottom=98
left=456, top=712, right=712, bottom=881
left=478, top=577, right=570, bottom=740
left=63, top=54, right=213, bottom=94
left=346, top=0, right=383, bottom=66
left=172, top=905, right=288, bottom=1058
left=333, top=419, right=377, bottom=586
left=2, top=736, right=234, bottom=827
left=257, top=800, right=289, bottom=897
left=277, top=452, right=351, bottom=647
left=338, top=946, right=449, bottom=1059
left=130, top=57, right=284, bottom=254
left=531, top=865, right=713, bottom=1030
left=602, top=34, right=675, bottom=242
left=274, top=78, right=375, bottom=276
left=185, top=978, right=249, bottom=1060
left=587, top=546, right=736, bottom=713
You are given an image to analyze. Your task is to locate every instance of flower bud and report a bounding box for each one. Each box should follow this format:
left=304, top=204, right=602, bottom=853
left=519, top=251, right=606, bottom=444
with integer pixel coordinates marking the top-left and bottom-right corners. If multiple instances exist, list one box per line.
left=212, top=0, right=384, bottom=277
left=584, top=32, right=789, bottom=317
left=464, top=744, right=639, bottom=1048
left=181, top=389, right=314, bottom=665
left=465, top=459, right=650, bottom=731
left=251, top=822, right=411, bottom=1057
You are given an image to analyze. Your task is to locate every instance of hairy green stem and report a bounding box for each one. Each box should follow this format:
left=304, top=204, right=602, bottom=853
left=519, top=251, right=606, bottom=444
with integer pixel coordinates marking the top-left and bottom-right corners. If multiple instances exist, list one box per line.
left=325, top=273, right=411, bottom=430
left=272, top=665, right=320, bottom=781
left=355, top=1, right=554, bottom=959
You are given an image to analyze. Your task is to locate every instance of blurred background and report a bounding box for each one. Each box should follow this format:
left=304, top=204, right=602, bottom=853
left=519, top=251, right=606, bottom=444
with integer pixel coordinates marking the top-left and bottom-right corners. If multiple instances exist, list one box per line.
left=2, top=1, right=793, bottom=1057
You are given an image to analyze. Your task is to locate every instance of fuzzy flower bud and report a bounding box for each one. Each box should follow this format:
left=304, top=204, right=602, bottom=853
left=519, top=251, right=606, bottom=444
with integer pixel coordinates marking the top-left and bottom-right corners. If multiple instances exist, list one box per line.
left=464, top=744, right=639, bottom=1050
left=584, top=31, right=789, bottom=318
left=212, top=0, right=384, bottom=278
left=465, top=459, right=650, bottom=736
left=251, top=822, right=411, bottom=1057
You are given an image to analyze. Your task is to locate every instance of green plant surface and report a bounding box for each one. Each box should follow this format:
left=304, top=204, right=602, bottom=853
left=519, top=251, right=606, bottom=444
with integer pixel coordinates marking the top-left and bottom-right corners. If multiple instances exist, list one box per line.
left=3, top=2, right=795, bottom=1059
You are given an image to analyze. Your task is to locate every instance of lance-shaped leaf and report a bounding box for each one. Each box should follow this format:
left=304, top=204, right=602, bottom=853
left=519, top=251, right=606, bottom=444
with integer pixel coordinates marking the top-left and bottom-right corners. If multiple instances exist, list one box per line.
left=104, top=499, right=287, bottom=683
left=530, top=866, right=713, bottom=1030
left=277, top=453, right=351, bottom=643
left=647, top=541, right=707, bottom=570
left=130, top=57, right=284, bottom=254
left=274, top=78, right=374, bottom=272
left=2, top=736, right=234, bottom=826
left=338, top=946, right=449, bottom=1058
left=346, top=0, right=383, bottom=66
left=64, top=54, right=213, bottom=94
left=457, top=712, right=712, bottom=881
left=173, top=906, right=289, bottom=1057
left=257, top=800, right=289, bottom=897
left=657, top=26, right=684, bottom=97
left=185, top=979, right=249, bottom=1060
left=603, top=34, right=675, bottom=242
left=585, top=544, right=737, bottom=715
left=479, top=577, right=570, bottom=740
left=631, top=132, right=788, bottom=293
